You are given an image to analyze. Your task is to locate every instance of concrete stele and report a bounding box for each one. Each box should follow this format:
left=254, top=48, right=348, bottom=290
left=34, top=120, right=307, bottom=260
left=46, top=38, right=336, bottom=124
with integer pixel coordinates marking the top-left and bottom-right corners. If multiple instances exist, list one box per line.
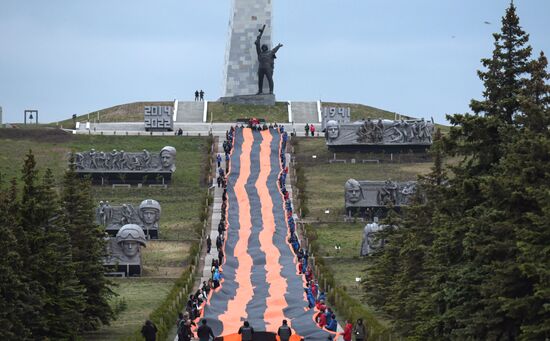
left=223, top=0, right=273, bottom=97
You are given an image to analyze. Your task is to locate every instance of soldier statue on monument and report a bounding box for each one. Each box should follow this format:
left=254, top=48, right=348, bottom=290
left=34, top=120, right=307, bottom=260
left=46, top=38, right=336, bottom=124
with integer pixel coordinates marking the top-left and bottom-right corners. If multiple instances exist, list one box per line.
left=255, top=24, right=283, bottom=95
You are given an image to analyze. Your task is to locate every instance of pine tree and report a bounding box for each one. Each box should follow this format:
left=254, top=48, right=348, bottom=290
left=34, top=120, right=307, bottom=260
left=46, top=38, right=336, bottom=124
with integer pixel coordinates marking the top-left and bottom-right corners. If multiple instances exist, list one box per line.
left=447, top=2, right=532, bottom=170
left=387, top=130, right=447, bottom=336
left=518, top=51, right=550, bottom=132
left=17, top=151, right=50, bottom=337
left=62, top=160, right=114, bottom=330
left=0, top=176, right=32, bottom=339
left=363, top=208, right=402, bottom=309
left=35, top=169, right=85, bottom=338
left=498, top=50, right=550, bottom=340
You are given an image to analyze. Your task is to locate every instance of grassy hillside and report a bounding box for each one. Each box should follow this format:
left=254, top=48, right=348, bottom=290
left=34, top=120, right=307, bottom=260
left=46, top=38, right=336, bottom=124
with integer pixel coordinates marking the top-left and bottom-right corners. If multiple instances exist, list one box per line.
left=291, top=136, right=433, bottom=323
left=55, top=101, right=172, bottom=128
left=322, top=102, right=409, bottom=121
left=207, top=101, right=289, bottom=123
left=0, top=128, right=210, bottom=340
left=51, top=100, right=449, bottom=131
left=83, top=278, right=175, bottom=341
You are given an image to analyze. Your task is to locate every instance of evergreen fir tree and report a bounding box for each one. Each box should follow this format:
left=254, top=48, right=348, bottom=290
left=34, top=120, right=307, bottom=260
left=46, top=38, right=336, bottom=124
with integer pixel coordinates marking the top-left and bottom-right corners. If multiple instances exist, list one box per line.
left=17, top=151, right=49, bottom=337
left=35, top=169, right=85, bottom=338
left=363, top=207, right=402, bottom=309
left=0, top=177, right=32, bottom=339
left=447, top=2, right=532, bottom=170
left=498, top=50, right=550, bottom=340
left=62, top=160, right=114, bottom=330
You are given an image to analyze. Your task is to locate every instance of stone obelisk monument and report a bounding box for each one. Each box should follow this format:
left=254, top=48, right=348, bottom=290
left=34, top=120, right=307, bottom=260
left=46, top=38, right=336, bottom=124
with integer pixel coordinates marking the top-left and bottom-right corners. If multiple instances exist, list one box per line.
left=221, top=0, right=275, bottom=105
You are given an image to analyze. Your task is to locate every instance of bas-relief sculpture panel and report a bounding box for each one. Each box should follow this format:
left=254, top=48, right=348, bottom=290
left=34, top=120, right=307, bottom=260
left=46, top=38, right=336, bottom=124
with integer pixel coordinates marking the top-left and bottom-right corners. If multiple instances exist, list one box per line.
left=326, top=119, right=434, bottom=146
left=104, top=224, right=147, bottom=276
left=96, top=199, right=161, bottom=239
left=345, top=179, right=417, bottom=209
left=72, top=146, right=176, bottom=173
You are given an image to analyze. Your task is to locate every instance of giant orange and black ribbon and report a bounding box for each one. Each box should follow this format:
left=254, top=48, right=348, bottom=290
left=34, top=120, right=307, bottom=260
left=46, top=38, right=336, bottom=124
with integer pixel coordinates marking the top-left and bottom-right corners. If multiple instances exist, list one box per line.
left=199, top=128, right=334, bottom=340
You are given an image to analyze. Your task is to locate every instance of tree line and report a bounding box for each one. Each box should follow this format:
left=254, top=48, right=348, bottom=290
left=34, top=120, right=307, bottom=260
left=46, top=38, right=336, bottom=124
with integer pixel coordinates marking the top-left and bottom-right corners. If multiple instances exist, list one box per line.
left=364, top=3, right=549, bottom=340
left=0, top=152, right=114, bottom=339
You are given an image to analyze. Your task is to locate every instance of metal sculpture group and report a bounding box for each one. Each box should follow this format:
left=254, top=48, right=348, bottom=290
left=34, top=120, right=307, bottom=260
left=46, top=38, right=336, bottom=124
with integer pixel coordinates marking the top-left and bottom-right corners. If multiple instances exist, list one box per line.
left=96, top=199, right=161, bottom=239
left=99, top=199, right=161, bottom=276
left=325, top=118, right=434, bottom=151
left=71, top=146, right=176, bottom=185
left=345, top=178, right=417, bottom=218
left=360, top=218, right=387, bottom=256
left=104, top=224, right=148, bottom=276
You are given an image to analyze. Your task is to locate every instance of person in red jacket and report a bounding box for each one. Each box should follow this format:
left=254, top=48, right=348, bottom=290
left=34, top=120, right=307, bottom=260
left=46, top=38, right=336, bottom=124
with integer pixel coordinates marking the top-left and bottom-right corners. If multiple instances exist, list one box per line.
left=310, top=124, right=316, bottom=136
left=343, top=320, right=353, bottom=341
left=317, top=308, right=327, bottom=328
left=315, top=299, right=326, bottom=311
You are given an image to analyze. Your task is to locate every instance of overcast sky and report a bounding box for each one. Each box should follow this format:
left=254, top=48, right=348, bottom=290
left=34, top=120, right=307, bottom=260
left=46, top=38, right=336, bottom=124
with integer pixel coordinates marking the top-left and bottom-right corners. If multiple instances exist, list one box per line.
left=1, top=0, right=549, bottom=124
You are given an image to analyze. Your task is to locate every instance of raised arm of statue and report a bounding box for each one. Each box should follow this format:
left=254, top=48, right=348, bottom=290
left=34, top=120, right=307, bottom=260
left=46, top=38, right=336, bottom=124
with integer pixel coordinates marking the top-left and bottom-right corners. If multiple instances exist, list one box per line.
left=272, top=43, right=283, bottom=54
left=255, top=25, right=265, bottom=55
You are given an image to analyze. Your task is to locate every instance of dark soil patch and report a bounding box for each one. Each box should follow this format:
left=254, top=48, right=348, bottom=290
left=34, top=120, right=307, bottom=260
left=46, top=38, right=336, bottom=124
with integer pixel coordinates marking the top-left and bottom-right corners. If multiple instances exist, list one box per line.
left=0, top=127, right=72, bottom=143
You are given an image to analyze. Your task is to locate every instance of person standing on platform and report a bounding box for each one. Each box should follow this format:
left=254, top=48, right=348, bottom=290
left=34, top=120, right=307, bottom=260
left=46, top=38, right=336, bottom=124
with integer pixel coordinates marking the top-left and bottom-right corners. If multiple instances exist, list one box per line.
left=199, top=90, right=205, bottom=101
left=353, top=318, right=367, bottom=341
left=277, top=320, right=292, bottom=341
left=310, top=123, right=316, bottom=136
left=238, top=321, right=254, bottom=341
left=197, top=319, right=216, bottom=341
left=195, top=90, right=199, bottom=101
left=304, top=123, right=310, bottom=137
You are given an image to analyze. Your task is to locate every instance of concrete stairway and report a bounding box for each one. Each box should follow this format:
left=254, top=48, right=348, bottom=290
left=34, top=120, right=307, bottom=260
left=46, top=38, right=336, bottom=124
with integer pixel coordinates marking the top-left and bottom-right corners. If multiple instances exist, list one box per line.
left=175, top=101, right=205, bottom=122
left=290, top=101, right=319, bottom=124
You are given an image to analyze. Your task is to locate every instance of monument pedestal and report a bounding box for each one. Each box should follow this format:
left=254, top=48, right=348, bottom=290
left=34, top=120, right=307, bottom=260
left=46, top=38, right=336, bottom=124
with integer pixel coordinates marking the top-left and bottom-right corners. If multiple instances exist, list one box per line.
left=219, top=93, right=276, bottom=106
left=78, top=171, right=172, bottom=185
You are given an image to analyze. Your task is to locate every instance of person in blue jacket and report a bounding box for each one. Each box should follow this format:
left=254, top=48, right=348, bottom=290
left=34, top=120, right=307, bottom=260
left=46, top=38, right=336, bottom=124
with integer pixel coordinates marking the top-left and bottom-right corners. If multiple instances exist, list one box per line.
left=326, top=314, right=338, bottom=332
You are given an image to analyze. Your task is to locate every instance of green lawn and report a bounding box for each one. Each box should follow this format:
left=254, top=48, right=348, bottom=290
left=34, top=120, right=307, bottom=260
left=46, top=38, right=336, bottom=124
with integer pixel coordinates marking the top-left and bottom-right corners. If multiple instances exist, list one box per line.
left=141, top=240, right=194, bottom=277
left=298, top=159, right=432, bottom=220
left=0, top=131, right=209, bottom=240
left=294, top=137, right=433, bottom=320
left=82, top=278, right=176, bottom=341
left=322, top=102, right=406, bottom=122
left=207, top=101, right=289, bottom=123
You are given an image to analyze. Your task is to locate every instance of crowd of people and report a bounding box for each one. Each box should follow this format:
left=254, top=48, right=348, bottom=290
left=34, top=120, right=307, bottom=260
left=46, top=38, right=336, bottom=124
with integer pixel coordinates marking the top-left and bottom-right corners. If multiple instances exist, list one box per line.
left=243, top=117, right=286, bottom=131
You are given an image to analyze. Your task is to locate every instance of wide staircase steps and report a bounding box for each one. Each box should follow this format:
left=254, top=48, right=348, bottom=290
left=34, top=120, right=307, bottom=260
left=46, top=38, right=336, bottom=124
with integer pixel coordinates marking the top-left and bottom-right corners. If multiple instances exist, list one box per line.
left=175, top=101, right=205, bottom=122
left=291, top=101, right=319, bottom=124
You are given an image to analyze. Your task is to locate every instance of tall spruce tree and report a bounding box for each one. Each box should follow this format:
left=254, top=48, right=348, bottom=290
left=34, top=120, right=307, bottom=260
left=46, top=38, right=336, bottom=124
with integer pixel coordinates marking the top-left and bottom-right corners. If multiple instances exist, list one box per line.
left=363, top=208, right=403, bottom=309
left=498, top=50, right=550, bottom=340
left=36, top=169, right=85, bottom=338
left=447, top=2, right=531, bottom=170
left=18, top=151, right=50, bottom=336
left=0, top=176, right=32, bottom=339
left=16, top=152, right=87, bottom=338
left=62, top=161, right=114, bottom=330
